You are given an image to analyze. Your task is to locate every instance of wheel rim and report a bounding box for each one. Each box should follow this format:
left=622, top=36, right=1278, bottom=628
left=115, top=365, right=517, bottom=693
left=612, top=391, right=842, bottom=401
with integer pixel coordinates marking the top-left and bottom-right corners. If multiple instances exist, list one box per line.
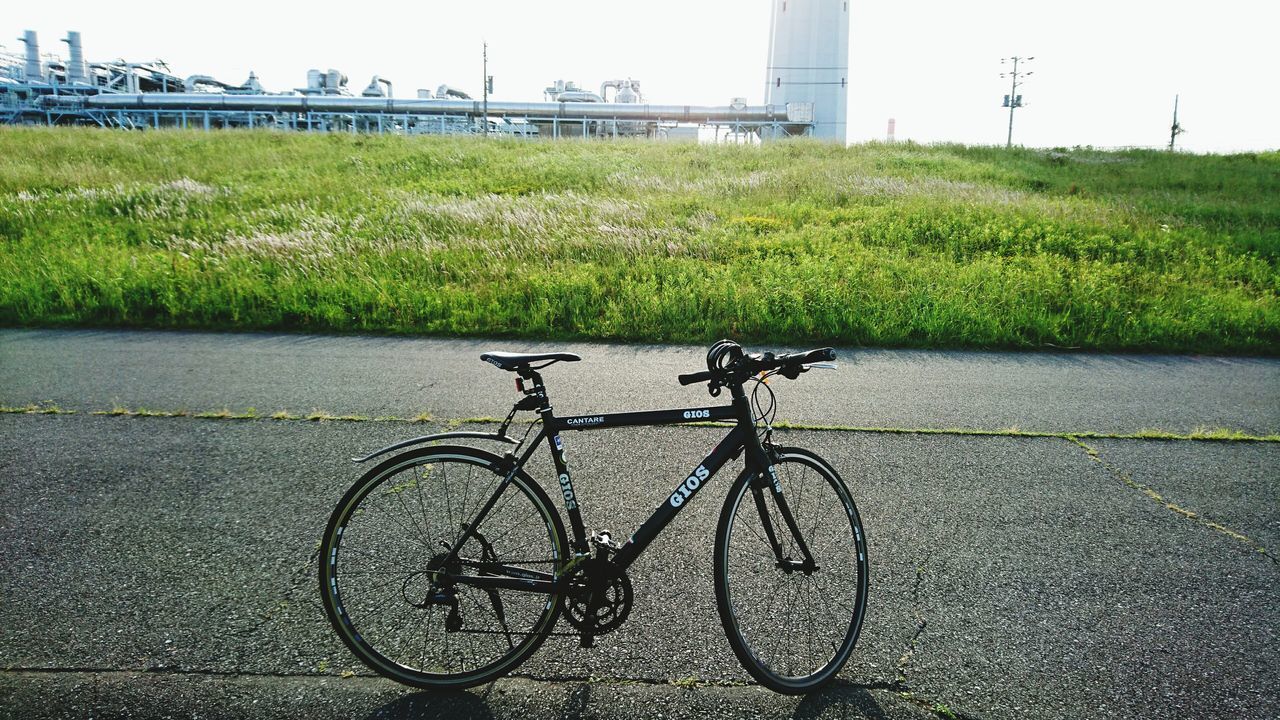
left=721, top=455, right=866, bottom=685
left=323, top=453, right=562, bottom=683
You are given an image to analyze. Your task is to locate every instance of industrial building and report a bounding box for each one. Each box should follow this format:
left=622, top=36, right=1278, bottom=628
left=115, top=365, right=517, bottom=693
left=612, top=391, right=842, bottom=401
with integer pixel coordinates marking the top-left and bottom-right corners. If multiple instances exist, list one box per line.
left=1, top=1, right=848, bottom=142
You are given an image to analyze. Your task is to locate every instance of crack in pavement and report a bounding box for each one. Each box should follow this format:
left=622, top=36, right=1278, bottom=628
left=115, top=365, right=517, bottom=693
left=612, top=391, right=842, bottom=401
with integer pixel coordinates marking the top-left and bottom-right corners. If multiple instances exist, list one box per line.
left=5, top=403, right=1278, bottom=443
left=894, top=554, right=932, bottom=691
left=1068, top=437, right=1277, bottom=563
left=204, top=547, right=324, bottom=673
left=0, top=665, right=847, bottom=690
left=887, top=557, right=987, bottom=720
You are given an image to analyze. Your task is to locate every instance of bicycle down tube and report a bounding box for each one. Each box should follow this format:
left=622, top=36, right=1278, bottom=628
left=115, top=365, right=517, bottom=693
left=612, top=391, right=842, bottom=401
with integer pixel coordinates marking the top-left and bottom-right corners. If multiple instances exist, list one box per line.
left=440, top=401, right=773, bottom=593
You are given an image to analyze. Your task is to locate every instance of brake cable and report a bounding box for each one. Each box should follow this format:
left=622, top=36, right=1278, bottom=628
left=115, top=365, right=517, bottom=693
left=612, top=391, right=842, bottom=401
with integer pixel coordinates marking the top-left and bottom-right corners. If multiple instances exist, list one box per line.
left=750, top=369, right=780, bottom=443
left=498, top=395, right=543, bottom=453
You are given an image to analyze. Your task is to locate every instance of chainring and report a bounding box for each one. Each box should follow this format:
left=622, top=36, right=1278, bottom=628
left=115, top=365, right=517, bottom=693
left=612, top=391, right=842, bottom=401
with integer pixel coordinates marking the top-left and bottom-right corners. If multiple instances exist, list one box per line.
left=563, top=558, right=633, bottom=636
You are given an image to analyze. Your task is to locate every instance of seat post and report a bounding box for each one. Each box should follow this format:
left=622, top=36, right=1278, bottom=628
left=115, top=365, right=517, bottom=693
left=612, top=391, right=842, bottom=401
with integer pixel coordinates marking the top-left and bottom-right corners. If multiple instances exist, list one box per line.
left=517, top=366, right=544, bottom=388
left=515, top=366, right=552, bottom=409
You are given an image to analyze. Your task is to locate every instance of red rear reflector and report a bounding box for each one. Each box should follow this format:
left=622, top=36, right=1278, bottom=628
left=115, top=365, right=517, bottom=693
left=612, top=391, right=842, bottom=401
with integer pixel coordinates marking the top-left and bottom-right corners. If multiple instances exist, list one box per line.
left=516, top=378, right=525, bottom=392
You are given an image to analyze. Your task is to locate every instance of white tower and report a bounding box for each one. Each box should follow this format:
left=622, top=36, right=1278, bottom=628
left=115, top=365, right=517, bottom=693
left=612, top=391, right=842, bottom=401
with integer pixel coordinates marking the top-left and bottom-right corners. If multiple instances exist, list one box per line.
left=765, top=0, right=850, bottom=142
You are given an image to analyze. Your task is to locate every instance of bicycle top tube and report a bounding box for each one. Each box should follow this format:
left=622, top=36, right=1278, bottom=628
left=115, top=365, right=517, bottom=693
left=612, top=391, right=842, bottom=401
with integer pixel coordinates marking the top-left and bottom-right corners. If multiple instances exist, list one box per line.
left=478, top=339, right=835, bottom=437
left=549, top=405, right=738, bottom=432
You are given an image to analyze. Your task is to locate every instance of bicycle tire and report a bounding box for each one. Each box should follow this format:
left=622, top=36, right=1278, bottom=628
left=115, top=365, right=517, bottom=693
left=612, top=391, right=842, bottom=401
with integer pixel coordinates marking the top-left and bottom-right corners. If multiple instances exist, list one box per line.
left=319, top=445, right=568, bottom=689
left=713, top=446, right=869, bottom=694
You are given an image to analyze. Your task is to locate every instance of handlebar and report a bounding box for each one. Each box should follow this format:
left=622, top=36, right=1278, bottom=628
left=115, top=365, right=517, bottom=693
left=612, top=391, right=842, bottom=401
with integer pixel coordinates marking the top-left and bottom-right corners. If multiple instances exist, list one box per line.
left=678, top=341, right=836, bottom=392
left=678, top=370, right=714, bottom=386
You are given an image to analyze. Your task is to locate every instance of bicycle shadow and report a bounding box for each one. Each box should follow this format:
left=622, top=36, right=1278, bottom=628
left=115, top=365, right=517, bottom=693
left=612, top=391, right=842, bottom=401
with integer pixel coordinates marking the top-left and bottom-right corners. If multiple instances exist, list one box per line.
left=792, top=679, right=895, bottom=720
left=360, top=679, right=892, bottom=720
left=359, top=682, right=594, bottom=720
left=360, top=687, right=495, bottom=720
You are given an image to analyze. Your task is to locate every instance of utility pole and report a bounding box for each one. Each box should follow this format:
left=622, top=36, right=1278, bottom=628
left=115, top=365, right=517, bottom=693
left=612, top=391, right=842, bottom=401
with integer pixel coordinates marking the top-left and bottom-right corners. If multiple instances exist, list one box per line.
left=1000, top=56, right=1033, bottom=148
left=1168, top=94, right=1185, bottom=151
left=481, top=41, right=488, bottom=136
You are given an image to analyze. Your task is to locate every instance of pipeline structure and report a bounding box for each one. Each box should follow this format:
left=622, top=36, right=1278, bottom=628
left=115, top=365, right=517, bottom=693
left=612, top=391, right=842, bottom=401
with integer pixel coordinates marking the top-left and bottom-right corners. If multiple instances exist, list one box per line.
left=0, top=29, right=819, bottom=141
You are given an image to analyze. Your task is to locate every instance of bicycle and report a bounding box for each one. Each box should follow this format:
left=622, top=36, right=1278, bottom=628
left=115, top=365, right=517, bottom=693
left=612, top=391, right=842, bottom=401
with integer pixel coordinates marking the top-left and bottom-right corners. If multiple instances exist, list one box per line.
left=319, top=339, right=868, bottom=694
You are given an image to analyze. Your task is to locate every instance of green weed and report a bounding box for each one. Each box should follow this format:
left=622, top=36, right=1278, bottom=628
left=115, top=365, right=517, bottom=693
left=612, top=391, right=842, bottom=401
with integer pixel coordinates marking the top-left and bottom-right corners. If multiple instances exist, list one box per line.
left=1, top=128, right=1275, bottom=353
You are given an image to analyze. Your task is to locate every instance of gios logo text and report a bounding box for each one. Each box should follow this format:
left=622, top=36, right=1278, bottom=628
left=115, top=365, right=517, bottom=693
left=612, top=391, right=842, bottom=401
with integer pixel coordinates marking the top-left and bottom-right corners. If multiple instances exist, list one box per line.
left=669, top=465, right=711, bottom=508
left=682, top=409, right=711, bottom=420
left=558, top=473, right=577, bottom=510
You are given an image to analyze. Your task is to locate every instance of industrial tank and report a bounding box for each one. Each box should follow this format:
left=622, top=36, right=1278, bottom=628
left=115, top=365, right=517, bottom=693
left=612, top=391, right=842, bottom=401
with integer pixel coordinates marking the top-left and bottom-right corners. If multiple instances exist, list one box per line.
left=615, top=82, right=638, bottom=104
left=765, top=0, right=849, bottom=142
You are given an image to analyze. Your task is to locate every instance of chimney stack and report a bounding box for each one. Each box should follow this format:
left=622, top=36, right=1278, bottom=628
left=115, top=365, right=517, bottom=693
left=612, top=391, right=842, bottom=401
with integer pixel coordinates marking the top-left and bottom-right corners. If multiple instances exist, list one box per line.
left=20, top=30, right=42, bottom=82
left=63, top=31, right=89, bottom=85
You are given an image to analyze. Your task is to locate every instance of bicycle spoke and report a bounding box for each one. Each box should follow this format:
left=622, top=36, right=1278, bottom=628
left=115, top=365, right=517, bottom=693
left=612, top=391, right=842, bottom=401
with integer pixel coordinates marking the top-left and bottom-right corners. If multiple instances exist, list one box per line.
left=337, top=543, right=427, bottom=576
left=717, top=453, right=866, bottom=691
left=366, top=491, right=438, bottom=555
left=323, top=452, right=562, bottom=688
left=411, top=466, right=441, bottom=548
left=341, top=567, right=422, bottom=599
left=480, top=504, right=541, bottom=550
left=420, top=603, right=435, bottom=672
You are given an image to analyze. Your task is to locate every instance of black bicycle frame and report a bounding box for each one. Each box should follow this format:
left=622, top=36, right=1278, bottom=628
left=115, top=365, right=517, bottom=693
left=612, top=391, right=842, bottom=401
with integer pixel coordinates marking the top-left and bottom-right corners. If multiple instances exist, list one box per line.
left=547, top=405, right=746, bottom=567
left=438, top=379, right=814, bottom=594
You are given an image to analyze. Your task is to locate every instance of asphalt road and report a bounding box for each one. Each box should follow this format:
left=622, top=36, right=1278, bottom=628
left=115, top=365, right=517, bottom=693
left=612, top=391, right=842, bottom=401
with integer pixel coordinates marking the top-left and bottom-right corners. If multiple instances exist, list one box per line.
left=2, top=329, right=1277, bottom=719
left=3, top=328, right=1278, bottom=434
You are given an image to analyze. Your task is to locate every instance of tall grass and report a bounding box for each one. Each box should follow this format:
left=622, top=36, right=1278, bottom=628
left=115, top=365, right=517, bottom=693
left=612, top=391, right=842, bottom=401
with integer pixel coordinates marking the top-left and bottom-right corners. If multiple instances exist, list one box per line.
left=0, top=127, right=1276, bottom=353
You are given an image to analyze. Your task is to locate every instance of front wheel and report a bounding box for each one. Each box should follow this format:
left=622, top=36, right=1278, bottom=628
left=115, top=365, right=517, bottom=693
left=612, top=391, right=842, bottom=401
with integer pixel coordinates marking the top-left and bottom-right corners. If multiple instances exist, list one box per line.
left=319, top=445, right=568, bottom=689
left=714, top=446, right=869, bottom=694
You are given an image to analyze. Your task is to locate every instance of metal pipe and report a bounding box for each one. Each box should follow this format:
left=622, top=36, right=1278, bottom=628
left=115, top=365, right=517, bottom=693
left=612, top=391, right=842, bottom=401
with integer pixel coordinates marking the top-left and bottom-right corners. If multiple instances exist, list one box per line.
left=68, top=93, right=801, bottom=123
left=184, top=75, right=236, bottom=92
left=20, top=31, right=41, bottom=82
left=600, top=79, right=622, bottom=102
left=555, top=90, right=603, bottom=103
left=436, top=84, right=470, bottom=100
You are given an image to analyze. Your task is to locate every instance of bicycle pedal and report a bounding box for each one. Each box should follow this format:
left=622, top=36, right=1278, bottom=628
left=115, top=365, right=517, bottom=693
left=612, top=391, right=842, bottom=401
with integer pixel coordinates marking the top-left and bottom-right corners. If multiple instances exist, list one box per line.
left=590, top=531, right=622, bottom=551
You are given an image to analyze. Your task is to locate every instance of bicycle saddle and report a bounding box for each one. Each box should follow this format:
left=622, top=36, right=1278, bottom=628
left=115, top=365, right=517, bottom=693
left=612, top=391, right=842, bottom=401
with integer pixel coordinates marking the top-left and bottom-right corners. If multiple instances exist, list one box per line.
left=480, top=351, right=582, bottom=370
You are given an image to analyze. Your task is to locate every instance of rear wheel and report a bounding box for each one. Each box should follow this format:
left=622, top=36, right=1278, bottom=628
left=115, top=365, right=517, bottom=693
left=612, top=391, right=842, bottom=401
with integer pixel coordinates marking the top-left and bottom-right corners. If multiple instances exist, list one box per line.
left=319, top=446, right=567, bottom=689
left=714, top=447, right=868, bottom=693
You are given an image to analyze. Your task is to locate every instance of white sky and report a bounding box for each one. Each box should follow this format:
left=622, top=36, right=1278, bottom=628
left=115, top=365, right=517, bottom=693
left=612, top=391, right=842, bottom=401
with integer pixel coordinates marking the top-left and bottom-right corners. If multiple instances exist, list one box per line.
left=6, top=1, right=1278, bottom=152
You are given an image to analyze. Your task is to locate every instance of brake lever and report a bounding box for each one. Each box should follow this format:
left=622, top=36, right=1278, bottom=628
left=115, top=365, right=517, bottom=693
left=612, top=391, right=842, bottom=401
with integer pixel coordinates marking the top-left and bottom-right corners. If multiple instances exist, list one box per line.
left=803, top=362, right=838, bottom=370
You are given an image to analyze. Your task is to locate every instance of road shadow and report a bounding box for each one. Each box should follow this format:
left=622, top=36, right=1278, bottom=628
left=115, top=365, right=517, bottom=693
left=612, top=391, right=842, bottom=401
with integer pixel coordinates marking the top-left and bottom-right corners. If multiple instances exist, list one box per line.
left=793, top=679, right=894, bottom=720
left=558, top=683, right=589, bottom=720
left=360, top=681, right=591, bottom=720
left=361, top=687, right=495, bottom=720
left=359, top=679, right=898, bottom=720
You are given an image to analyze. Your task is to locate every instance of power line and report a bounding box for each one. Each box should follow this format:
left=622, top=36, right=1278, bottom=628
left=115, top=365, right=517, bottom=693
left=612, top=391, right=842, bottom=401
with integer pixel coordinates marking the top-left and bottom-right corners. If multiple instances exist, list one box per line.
left=1000, top=56, right=1034, bottom=148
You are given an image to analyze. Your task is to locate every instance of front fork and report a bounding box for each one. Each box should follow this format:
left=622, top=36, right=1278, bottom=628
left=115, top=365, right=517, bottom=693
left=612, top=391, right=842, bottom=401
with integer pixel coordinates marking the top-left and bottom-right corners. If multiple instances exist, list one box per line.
left=726, top=381, right=818, bottom=572
left=747, top=444, right=820, bottom=573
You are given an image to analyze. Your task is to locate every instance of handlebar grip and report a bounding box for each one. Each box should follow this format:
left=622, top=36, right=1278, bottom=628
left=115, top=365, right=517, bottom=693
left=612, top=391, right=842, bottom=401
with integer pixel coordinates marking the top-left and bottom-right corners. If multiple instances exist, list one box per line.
left=808, top=347, right=837, bottom=363
left=778, top=347, right=837, bottom=367
left=678, top=370, right=714, bottom=386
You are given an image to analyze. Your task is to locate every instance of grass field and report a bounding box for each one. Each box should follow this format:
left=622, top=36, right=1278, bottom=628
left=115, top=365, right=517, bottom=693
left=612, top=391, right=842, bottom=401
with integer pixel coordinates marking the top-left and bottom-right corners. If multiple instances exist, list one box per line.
left=1, top=126, right=1276, bottom=353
